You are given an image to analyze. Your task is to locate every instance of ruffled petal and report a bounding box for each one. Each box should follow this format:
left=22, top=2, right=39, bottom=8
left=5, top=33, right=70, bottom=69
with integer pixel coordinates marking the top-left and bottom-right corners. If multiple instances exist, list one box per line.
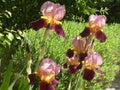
left=66, top=49, right=74, bottom=58
left=28, top=73, right=36, bottom=85
left=40, top=81, right=55, bottom=90
left=50, top=24, right=65, bottom=37
left=89, top=15, right=106, bottom=29
left=84, top=52, right=103, bottom=66
left=30, top=19, right=48, bottom=30
left=95, top=30, right=107, bottom=42
left=54, top=4, right=66, bottom=20
left=83, top=68, right=95, bottom=81
left=40, top=1, right=55, bottom=17
left=72, top=36, right=84, bottom=52
left=80, top=27, right=91, bottom=37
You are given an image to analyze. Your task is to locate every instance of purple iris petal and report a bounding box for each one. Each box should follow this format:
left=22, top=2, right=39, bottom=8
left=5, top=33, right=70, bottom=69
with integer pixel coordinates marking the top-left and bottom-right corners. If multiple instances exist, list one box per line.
left=40, top=81, right=55, bottom=90
left=83, top=68, right=95, bottom=81
left=95, top=30, right=107, bottom=42
left=69, top=65, right=79, bottom=74
left=77, top=63, right=82, bottom=70
left=95, top=68, right=104, bottom=76
left=63, top=63, right=68, bottom=68
left=52, top=79, right=59, bottom=84
left=28, top=73, right=36, bottom=85
left=30, top=19, right=48, bottom=30
left=50, top=24, right=65, bottom=37
left=79, top=53, right=87, bottom=62
left=80, top=27, right=91, bottom=37
left=66, top=49, right=74, bottom=58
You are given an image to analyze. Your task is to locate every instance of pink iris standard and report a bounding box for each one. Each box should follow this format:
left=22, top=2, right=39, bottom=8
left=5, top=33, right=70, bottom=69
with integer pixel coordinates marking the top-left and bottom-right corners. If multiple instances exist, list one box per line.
left=80, top=15, right=107, bottom=42
left=82, top=52, right=104, bottom=81
left=30, top=1, right=66, bottom=37
left=28, top=58, right=61, bottom=90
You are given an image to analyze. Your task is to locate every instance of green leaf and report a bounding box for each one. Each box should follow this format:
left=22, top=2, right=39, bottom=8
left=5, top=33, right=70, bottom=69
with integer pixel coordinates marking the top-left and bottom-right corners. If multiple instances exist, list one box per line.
left=6, top=33, right=14, bottom=41
left=0, top=62, right=13, bottom=90
left=18, top=77, right=32, bottom=90
left=8, top=75, right=21, bottom=90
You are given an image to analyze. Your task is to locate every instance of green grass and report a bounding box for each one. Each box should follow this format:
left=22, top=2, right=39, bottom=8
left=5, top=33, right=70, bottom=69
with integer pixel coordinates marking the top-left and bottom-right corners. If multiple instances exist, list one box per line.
left=1, top=21, right=120, bottom=90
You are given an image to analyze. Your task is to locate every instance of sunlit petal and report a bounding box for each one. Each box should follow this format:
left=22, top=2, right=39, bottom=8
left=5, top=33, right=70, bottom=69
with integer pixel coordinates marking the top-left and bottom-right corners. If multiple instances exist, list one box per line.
left=95, top=30, right=107, bottom=42
left=89, top=15, right=106, bottom=29
left=72, top=36, right=85, bottom=52
left=50, top=24, right=65, bottom=37
left=54, top=4, right=66, bottom=20
left=41, top=1, right=55, bottom=17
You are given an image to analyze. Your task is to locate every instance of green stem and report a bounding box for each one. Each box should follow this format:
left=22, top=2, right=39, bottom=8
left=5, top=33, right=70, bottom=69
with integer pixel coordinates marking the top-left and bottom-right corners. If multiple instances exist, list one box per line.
left=23, top=31, right=32, bottom=75
left=26, top=44, right=32, bottom=75
left=34, top=28, right=50, bottom=71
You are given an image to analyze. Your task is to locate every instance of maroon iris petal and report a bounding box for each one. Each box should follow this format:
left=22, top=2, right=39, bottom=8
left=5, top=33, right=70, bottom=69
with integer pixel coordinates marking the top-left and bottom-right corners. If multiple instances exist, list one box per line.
left=77, top=63, right=82, bottom=70
left=69, top=65, right=78, bottom=74
left=50, top=24, right=65, bottom=37
left=80, top=27, right=91, bottom=37
left=83, top=68, right=95, bottom=81
left=28, top=73, right=36, bottom=85
left=52, top=79, right=59, bottom=84
left=95, top=30, right=107, bottom=43
left=40, top=81, right=55, bottom=90
left=30, top=19, right=48, bottom=30
left=66, top=49, right=74, bottom=58
left=63, top=63, right=68, bottom=68
left=79, top=53, right=87, bottom=62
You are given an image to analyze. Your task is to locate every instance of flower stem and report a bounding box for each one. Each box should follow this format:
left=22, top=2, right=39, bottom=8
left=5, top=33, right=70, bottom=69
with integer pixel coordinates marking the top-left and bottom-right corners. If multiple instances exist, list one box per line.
left=26, top=44, right=32, bottom=75
left=35, top=28, right=50, bottom=71
left=23, top=31, right=32, bottom=75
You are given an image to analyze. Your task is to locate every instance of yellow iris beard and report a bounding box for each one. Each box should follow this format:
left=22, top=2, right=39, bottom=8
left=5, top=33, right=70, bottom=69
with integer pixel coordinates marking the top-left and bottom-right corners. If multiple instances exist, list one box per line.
left=41, top=16, right=62, bottom=26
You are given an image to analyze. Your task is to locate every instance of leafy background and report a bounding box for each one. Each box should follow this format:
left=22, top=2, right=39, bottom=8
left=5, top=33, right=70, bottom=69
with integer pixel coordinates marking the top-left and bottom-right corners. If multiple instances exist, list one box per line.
left=0, top=0, right=120, bottom=90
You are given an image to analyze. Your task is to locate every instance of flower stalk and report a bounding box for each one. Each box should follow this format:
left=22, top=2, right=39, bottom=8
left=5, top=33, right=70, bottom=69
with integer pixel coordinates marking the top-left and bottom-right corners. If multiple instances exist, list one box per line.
left=26, top=44, right=32, bottom=75
left=35, top=27, right=50, bottom=71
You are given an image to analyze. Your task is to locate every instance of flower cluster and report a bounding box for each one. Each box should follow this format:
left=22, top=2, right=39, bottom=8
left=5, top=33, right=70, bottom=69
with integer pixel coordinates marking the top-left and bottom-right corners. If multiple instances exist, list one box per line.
left=64, top=15, right=106, bottom=81
left=28, top=1, right=107, bottom=90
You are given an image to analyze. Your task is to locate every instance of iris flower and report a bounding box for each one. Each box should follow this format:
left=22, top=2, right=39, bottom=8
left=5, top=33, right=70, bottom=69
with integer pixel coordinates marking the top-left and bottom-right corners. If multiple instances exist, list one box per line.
left=64, top=49, right=82, bottom=74
left=82, top=52, right=104, bottom=81
left=72, top=36, right=93, bottom=61
left=28, top=58, right=61, bottom=90
left=64, top=36, right=92, bottom=74
left=30, top=1, right=66, bottom=37
left=80, top=15, right=107, bottom=42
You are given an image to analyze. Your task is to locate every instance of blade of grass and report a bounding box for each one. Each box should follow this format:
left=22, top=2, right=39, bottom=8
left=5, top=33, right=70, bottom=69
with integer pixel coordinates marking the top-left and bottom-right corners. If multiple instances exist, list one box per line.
left=0, top=61, right=13, bottom=90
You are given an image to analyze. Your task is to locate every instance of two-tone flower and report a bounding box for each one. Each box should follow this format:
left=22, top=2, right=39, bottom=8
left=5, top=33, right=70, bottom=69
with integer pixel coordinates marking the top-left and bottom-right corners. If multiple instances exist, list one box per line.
left=28, top=58, right=61, bottom=90
left=82, top=52, right=104, bottom=81
left=64, top=49, right=82, bottom=74
left=80, top=15, right=107, bottom=42
left=64, top=36, right=93, bottom=74
left=30, top=1, right=66, bottom=37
